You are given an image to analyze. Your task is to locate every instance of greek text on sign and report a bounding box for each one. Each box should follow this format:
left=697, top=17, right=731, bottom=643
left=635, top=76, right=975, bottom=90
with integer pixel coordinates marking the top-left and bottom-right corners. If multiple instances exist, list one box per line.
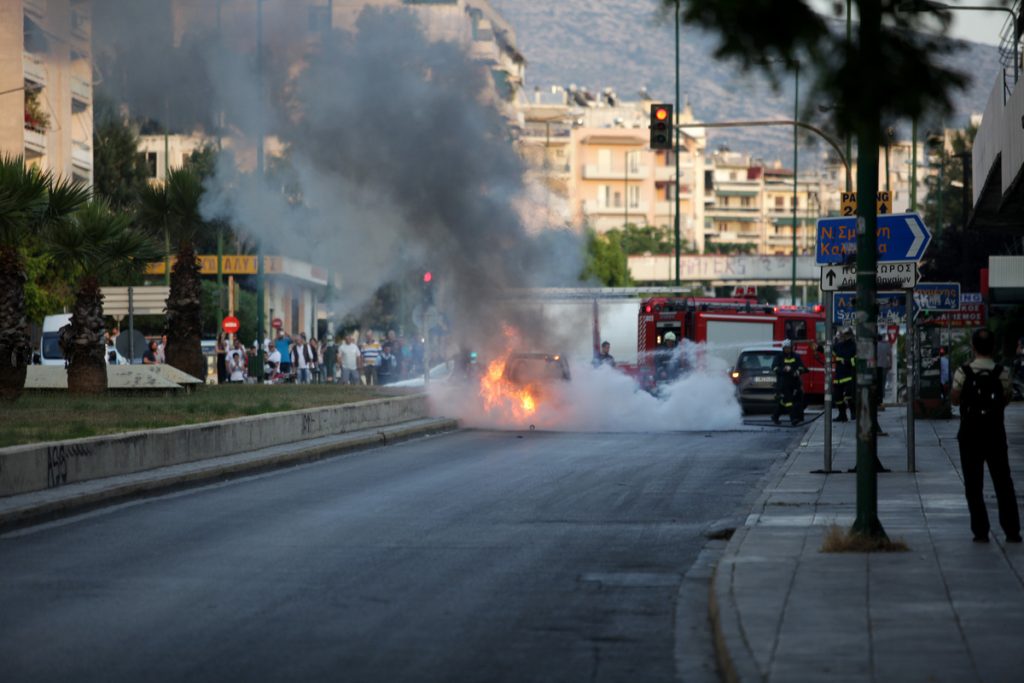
left=840, top=190, right=892, bottom=217
left=876, top=262, right=920, bottom=290
left=833, top=291, right=914, bottom=325
left=913, top=282, right=960, bottom=311
left=815, top=213, right=931, bottom=265
left=921, top=302, right=986, bottom=328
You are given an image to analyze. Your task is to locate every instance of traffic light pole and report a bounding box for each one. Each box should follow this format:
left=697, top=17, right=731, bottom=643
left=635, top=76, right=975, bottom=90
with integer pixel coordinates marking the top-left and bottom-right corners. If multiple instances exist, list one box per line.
left=852, top=0, right=885, bottom=539
left=673, top=0, right=681, bottom=286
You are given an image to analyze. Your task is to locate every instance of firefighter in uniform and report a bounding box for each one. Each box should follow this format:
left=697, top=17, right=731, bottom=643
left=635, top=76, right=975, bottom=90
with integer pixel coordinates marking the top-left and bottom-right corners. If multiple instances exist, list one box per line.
left=833, top=326, right=856, bottom=422
left=772, top=339, right=806, bottom=425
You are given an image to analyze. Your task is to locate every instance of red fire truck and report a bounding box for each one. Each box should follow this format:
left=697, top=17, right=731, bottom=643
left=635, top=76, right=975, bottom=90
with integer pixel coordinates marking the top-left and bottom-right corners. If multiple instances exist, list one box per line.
left=636, top=297, right=827, bottom=398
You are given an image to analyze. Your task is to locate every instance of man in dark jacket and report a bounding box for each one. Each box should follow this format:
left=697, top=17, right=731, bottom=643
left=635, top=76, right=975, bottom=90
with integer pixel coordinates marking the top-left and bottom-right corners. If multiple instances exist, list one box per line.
left=951, top=329, right=1021, bottom=544
left=772, top=339, right=806, bottom=425
left=833, top=326, right=856, bottom=422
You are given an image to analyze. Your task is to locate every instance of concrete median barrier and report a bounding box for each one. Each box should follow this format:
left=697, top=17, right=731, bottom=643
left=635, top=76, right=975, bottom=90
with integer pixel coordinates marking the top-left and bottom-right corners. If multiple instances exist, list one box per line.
left=0, top=394, right=431, bottom=497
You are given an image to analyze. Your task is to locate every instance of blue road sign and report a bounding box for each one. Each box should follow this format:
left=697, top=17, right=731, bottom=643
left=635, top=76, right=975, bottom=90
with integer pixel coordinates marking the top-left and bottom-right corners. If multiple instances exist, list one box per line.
left=913, top=282, right=960, bottom=311
left=833, top=292, right=917, bottom=326
left=816, top=213, right=932, bottom=265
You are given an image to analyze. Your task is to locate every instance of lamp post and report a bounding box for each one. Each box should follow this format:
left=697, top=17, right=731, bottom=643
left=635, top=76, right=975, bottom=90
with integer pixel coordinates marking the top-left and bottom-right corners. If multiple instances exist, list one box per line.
left=791, top=61, right=799, bottom=304
left=897, top=1, right=1020, bottom=84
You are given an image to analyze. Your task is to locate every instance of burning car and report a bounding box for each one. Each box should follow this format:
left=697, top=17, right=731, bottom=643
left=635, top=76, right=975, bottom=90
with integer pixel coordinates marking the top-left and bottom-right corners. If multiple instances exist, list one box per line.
left=478, top=351, right=570, bottom=422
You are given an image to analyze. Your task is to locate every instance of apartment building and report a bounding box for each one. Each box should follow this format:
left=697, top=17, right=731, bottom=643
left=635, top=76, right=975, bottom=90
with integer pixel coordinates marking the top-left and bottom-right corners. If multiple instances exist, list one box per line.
left=517, top=92, right=708, bottom=246
left=0, top=0, right=93, bottom=185
left=704, top=151, right=834, bottom=256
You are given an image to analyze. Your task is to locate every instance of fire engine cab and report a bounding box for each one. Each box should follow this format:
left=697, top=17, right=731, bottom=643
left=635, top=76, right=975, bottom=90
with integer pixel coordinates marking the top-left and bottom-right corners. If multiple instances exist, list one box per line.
left=637, top=297, right=827, bottom=398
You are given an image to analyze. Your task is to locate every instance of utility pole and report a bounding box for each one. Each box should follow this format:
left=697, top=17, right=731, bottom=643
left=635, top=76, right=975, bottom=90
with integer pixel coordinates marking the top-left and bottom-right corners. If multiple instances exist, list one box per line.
left=673, top=0, right=681, bottom=286
left=254, top=0, right=266, bottom=382
left=852, top=0, right=886, bottom=539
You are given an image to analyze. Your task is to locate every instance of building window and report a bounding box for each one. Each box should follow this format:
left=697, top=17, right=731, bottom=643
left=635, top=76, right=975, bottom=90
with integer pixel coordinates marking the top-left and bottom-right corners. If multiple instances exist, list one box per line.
left=598, top=149, right=611, bottom=170
left=140, top=152, right=158, bottom=179
left=308, top=6, right=331, bottom=32
left=626, top=150, right=640, bottom=174
left=628, top=185, right=640, bottom=208
left=729, top=171, right=737, bottom=181
left=741, top=197, right=752, bottom=208
left=613, top=191, right=622, bottom=208
left=784, top=320, right=808, bottom=341
left=599, top=185, right=611, bottom=208
left=775, top=196, right=784, bottom=209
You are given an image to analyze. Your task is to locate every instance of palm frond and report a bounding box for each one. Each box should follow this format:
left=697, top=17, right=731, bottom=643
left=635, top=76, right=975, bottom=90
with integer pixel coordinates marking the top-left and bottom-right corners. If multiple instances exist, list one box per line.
left=0, top=155, right=49, bottom=245
left=167, top=168, right=206, bottom=242
left=43, top=175, right=91, bottom=226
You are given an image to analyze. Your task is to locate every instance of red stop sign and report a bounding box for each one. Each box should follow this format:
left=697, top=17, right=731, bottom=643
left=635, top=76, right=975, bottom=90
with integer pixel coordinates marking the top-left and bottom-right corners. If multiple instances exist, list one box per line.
left=271, top=317, right=283, bottom=330
left=222, top=315, right=240, bottom=334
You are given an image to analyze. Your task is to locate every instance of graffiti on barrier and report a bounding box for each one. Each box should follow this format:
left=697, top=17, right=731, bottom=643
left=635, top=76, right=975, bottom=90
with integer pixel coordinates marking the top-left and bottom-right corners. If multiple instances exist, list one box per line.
left=46, top=444, right=93, bottom=488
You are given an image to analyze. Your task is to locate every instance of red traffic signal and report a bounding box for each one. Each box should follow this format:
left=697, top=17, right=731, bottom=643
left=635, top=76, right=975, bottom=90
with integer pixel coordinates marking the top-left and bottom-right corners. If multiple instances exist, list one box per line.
left=649, top=104, right=673, bottom=150
left=423, top=271, right=433, bottom=283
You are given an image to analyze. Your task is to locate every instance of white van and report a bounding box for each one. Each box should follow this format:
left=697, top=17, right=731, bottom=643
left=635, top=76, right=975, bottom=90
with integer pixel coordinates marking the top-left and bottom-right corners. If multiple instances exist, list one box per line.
left=39, top=314, right=71, bottom=366
left=39, top=314, right=126, bottom=366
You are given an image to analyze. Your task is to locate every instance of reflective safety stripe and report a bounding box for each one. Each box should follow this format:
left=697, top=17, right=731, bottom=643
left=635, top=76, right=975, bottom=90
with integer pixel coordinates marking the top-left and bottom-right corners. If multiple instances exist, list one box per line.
left=781, top=401, right=793, bottom=407
left=835, top=377, right=853, bottom=384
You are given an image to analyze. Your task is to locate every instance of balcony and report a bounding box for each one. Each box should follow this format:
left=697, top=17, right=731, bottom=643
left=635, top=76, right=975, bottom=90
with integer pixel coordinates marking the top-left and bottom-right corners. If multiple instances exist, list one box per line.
left=70, top=10, right=90, bottom=41
left=582, top=164, right=648, bottom=180
left=469, top=39, right=499, bottom=64
left=584, top=200, right=649, bottom=215
left=71, top=140, right=92, bottom=170
left=23, top=52, right=46, bottom=86
left=24, top=0, right=46, bottom=18
left=71, top=76, right=90, bottom=106
left=24, top=128, right=46, bottom=157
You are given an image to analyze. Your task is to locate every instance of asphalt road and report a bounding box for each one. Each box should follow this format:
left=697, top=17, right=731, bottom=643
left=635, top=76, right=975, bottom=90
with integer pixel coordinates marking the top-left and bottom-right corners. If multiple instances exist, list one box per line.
left=0, top=428, right=792, bottom=683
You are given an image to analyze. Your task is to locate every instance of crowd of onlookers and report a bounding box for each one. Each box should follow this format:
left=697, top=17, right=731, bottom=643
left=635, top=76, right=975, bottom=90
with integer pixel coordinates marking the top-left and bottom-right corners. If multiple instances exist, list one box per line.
left=216, top=329, right=428, bottom=385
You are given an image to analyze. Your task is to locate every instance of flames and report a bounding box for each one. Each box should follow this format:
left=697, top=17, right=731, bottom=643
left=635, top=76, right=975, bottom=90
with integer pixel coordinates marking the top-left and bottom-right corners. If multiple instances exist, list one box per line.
left=478, top=355, right=539, bottom=422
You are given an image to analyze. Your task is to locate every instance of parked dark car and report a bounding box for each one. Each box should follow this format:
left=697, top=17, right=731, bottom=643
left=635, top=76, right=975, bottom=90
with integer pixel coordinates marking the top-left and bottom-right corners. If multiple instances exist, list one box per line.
left=730, top=346, right=783, bottom=415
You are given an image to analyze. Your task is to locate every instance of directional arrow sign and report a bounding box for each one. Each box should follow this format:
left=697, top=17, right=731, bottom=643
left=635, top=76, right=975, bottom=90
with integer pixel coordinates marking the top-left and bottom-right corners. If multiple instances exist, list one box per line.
left=913, top=282, right=960, bottom=312
left=816, top=212, right=932, bottom=265
left=820, top=264, right=856, bottom=291
left=821, top=263, right=920, bottom=291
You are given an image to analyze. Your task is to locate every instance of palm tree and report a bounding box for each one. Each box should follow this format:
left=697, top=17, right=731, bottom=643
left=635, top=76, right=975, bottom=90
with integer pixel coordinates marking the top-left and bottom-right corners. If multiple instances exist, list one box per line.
left=0, top=155, right=89, bottom=401
left=47, top=201, right=160, bottom=394
left=139, top=168, right=207, bottom=379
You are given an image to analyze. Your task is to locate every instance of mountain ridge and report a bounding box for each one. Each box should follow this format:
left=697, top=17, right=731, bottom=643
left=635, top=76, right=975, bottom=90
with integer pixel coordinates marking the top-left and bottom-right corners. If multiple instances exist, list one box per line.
left=491, top=0, right=1001, bottom=166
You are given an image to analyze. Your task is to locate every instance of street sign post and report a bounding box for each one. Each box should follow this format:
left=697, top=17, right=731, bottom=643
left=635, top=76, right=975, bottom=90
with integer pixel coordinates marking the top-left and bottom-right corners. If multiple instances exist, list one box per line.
left=913, top=282, right=960, bottom=312
left=816, top=212, right=932, bottom=265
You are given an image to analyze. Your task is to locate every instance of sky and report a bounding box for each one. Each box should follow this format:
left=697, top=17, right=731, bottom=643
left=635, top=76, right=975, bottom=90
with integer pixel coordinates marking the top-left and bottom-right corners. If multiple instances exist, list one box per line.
left=809, top=0, right=1013, bottom=47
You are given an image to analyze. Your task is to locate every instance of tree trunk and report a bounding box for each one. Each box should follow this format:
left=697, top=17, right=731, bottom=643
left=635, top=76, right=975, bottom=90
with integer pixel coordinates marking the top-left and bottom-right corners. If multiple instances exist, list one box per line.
left=61, top=275, right=108, bottom=395
left=164, top=242, right=205, bottom=380
left=0, top=245, right=30, bottom=402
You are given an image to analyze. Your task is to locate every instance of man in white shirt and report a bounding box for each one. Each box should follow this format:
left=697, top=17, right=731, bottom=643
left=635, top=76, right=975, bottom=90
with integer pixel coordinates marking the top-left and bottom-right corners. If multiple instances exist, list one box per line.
left=338, top=334, right=362, bottom=385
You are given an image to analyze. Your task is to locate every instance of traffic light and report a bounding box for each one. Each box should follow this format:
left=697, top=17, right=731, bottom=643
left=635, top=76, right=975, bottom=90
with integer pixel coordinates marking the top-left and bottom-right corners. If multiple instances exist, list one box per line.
left=422, top=271, right=434, bottom=304
left=649, top=104, right=673, bottom=150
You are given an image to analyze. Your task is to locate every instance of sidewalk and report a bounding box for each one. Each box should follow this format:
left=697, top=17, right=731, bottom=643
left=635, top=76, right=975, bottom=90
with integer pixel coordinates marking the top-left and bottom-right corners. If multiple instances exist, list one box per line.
left=713, top=403, right=1024, bottom=683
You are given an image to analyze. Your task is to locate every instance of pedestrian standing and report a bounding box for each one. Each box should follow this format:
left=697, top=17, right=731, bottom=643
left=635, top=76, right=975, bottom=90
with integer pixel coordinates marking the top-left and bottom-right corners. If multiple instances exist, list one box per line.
left=142, top=340, right=159, bottom=365
left=338, top=334, right=361, bottom=385
left=939, top=347, right=951, bottom=400
left=361, top=330, right=381, bottom=386
left=378, top=343, right=397, bottom=385
left=951, top=329, right=1021, bottom=544
left=322, top=336, right=337, bottom=383
left=876, top=333, right=891, bottom=410
left=216, top=332, right=228, bottom=384
left=156, top=334, right=168, bottom=364
left=275, top=331, right=292, bottom=376
left=292, top=334, right=312, bottom=384
left=228, top=350, right=246, bottom=383
left=594, top=340, right=616, bottom=368
left=309, top=338, right=321, bottom=384
left=771, top=339, right=806, bottom=426
left=833, top=327, right=855, bottom=422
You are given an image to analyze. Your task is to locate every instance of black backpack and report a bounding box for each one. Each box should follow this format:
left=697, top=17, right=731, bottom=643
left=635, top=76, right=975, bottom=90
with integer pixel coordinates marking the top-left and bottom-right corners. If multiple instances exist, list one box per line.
left=960, top=364, right=1007, bottom=428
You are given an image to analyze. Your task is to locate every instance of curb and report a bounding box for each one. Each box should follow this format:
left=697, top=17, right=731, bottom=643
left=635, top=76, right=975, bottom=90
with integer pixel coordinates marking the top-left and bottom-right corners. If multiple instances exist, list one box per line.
left=0, top=417, right=458, bottom=533
left=707, top=420, right=816, bottom=683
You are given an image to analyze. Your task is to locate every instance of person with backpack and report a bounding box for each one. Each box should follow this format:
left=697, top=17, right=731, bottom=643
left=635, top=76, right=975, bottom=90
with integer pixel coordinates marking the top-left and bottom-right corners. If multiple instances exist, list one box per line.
left=950, top=328, right=1021, bottom=544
